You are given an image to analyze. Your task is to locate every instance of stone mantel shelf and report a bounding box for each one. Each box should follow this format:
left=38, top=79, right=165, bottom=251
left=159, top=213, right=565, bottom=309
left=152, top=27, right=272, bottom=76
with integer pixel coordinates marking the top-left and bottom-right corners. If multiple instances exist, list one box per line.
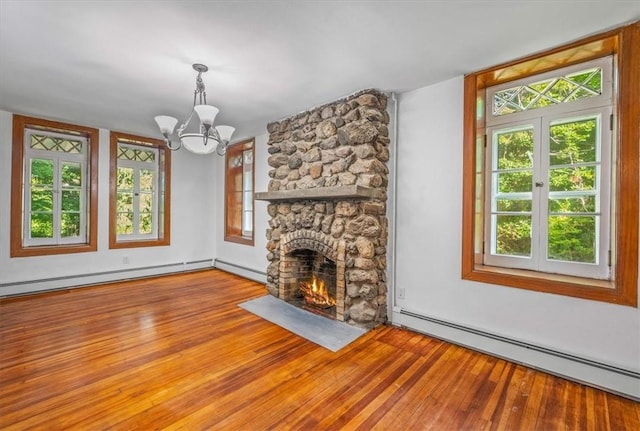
left=255, top=185, right=384, bottom=202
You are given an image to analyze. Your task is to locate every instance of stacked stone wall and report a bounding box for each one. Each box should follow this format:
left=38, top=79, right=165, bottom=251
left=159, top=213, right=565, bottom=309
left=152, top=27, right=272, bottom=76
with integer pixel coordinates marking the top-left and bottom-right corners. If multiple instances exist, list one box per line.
left=264, top=89, right=389, bottom=327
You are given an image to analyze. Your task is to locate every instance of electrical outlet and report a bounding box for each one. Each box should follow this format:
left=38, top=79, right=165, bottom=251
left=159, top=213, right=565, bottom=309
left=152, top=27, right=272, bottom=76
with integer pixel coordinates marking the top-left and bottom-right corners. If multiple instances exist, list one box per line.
left=398, top=288, right=405, bottom=300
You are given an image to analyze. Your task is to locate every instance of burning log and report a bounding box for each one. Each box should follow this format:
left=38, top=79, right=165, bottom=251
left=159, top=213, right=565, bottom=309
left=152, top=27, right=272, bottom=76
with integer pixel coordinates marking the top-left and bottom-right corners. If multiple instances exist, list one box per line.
left=299, top=275, right=336, bottom=308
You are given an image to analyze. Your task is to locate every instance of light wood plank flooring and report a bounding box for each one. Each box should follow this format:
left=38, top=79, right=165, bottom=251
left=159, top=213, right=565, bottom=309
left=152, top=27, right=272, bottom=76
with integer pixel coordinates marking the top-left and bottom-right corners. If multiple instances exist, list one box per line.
left=1, top=269, right=638, bottom=430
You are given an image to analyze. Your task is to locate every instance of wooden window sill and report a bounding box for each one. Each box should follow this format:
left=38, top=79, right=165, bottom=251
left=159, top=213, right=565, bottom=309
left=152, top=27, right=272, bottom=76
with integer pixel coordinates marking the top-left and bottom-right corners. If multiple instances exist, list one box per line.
left=462, top=264, right=633, bottom=305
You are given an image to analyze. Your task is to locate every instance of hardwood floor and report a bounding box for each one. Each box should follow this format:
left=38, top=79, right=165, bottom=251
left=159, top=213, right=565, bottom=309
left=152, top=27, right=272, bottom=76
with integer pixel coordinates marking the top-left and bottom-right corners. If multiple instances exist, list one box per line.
left=1, top=269, right=638, bottom=430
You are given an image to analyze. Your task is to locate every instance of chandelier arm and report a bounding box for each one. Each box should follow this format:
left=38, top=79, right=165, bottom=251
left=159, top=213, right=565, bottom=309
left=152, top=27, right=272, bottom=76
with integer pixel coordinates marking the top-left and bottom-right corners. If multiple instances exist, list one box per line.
left=216, top=141, right=228, bottom=156
left=177, top=111, right=195, bottom=138
left=208, top=126, right=221, bottom=142
left=165, top=138, right=182, bottom=151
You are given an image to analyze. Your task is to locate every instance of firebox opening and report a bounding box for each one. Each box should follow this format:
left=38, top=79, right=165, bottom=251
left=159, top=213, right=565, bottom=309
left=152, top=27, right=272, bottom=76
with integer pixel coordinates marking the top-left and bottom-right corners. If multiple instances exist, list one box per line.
left=287, top=249, right=337, bottom=319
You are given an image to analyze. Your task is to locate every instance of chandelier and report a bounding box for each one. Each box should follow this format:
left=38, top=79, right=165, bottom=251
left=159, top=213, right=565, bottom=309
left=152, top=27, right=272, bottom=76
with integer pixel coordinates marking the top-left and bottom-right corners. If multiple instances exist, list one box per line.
left=154, top=64, right=235, bottom=155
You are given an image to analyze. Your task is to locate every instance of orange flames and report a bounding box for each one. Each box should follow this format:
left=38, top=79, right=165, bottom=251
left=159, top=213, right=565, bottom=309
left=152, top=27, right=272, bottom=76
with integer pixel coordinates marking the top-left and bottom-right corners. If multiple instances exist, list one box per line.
left=299, top=275, right=336, bottom=308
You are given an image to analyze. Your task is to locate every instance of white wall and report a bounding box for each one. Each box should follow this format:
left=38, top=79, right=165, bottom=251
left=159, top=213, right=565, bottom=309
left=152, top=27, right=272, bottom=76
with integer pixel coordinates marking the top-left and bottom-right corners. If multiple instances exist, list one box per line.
left=0, top=110, right=218, bottom=295
left=393, top=77, right=640, bottom=394
left=213, top=132, right=269, bottom=282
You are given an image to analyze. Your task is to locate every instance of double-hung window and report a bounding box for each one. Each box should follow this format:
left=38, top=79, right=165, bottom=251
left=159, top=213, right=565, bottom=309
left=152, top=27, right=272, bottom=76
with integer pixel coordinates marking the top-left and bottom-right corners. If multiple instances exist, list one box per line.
left=485, top=58, right=612, bottom=279
left=462, top=22, right=639, bottom=306
left=11, top=115, right=98, bottom=257
left=109, top=132, right=170, bottom=248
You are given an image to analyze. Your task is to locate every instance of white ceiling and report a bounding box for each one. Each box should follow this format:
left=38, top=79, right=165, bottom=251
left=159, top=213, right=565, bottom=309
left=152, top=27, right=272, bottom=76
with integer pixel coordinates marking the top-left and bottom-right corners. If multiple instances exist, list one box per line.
left=1, top=1, right=638, bottom=142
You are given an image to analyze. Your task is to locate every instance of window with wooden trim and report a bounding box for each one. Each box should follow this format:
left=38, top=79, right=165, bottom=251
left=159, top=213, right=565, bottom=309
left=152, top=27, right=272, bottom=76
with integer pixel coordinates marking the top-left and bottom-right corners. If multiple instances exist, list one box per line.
left=485, top=57, right=612, bottom=279
left=109, top=132, right=171, bottom=249
left=225, top=138, right=254, bottom=245
left=11, top=115, right=99, bottom=257
left=462, top=22, right=639, bottom=306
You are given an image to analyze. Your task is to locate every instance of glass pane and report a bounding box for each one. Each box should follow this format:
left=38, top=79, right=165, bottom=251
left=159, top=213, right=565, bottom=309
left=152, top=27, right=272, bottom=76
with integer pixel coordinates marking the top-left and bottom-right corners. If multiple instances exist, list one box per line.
left=118, top=145, right=155, bottom=162
left=243, top=171, right=252, bottom=191
left=243, top=211, right=253, bottom=233
left=61, top=190, right=80, bottom=211
left=493, top=67, right=603, bottom=116
left=139, top=193, right=153, bottom=213
left=31, top=159, right=54, bottom=186
left=140, top=170, right=155, bottom=191
left=496, top=199, right=532, bottom=212
left=31, top=134, right=82, bottom=153
left=243, top=191, right=252, bottom=211
left=30, top=213, right=53, bottom=238
left=544, top=78, right=578, bottom=103
left=566, top=88, right=598, bottom=102
left=117, top=167, right=134, bottom=190
left=31, top=189, right=53, bottom=212
left=61, top=213, right=81, bottom=237
left=548, top=215, right=596, bottom=263
left=498, top=171, right=532, bottom=193
left=495, top=215, right=531, bottom=257
left=117, top=213, right=133, bottom=235
left=243, top=149, right=253, bottom=165
left=61, top=162, right=82, bottom=187
left=549, top=196, right=596, bottom=213
left=549, top=166, right=596, bottom=192
left=549, top=118, right=597, bottom=166
left=139, top=213, right=153, bottom=234
left=567, top=68, right=601, bottom=93
left=117, top=192, right=133, bottom=212
left=495, top=128, right=534, bottom=170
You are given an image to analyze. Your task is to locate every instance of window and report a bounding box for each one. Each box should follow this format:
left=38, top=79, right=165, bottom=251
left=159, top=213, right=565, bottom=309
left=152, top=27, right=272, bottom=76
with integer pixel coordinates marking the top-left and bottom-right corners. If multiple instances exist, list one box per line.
left=225, top=138, right=254, bottom=245
left=485, top=58, right=612, bottom=280
left=462, top=22, right=639, bottom=306
left=109, top=132, right=170, bottom=249
left=11, top=115, right=98, bottom=257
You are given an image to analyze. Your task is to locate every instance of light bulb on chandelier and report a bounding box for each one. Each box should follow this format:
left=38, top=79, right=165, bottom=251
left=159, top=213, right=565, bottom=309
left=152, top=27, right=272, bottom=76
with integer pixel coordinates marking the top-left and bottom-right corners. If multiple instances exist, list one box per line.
left=154, top=64, right=235, bottom=155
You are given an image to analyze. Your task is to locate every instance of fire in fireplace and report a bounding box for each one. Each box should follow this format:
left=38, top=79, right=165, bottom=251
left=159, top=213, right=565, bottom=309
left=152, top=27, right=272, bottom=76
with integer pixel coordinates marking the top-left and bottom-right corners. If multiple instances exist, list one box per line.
left=300, top=274, right=336, bottom=309
left=282, top=247, right=339, bottom=318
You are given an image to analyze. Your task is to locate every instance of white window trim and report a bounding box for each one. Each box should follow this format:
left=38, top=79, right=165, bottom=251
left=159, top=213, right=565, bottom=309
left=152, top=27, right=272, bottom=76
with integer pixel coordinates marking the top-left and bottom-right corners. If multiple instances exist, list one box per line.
left=23, top=129, right=88, bottom=247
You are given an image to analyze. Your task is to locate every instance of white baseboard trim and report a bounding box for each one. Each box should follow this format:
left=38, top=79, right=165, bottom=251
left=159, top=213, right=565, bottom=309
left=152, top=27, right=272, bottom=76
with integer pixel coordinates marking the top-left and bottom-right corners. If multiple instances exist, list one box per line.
left=0, top=259, right=213, bottom=297
left=393, top=308, right=640, bottom=401
left=213, top=259, right=267, bottom=284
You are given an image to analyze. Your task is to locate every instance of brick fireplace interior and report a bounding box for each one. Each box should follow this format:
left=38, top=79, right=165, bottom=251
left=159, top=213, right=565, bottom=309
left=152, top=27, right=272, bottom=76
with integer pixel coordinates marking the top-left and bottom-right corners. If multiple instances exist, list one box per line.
left=282, top=248, right=338, bottom=319
left=256, top=89, right=390, bottom=329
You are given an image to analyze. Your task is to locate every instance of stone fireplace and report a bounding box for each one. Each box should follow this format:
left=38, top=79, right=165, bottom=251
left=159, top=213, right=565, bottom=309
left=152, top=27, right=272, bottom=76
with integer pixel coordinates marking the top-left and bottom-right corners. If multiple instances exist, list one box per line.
left=256, top=89, right=389, bottom=329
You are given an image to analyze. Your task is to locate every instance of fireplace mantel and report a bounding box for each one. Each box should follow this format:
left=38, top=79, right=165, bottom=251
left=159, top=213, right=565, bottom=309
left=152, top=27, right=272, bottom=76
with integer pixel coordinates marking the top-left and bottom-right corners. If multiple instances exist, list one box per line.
left=255, top=185, right=384, bottom=202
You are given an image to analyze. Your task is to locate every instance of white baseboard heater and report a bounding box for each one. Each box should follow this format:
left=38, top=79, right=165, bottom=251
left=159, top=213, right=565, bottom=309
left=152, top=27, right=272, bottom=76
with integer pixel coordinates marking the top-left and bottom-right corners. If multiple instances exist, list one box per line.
left=213, top=259, right=267, bottom=284
left=0, top=259, right=213, bottom=297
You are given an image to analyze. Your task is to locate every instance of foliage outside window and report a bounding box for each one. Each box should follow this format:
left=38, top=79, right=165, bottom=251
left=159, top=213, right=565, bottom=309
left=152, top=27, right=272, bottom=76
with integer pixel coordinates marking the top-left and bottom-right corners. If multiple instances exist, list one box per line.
left=225, top=138, right=254, bottom=245
left=11, top=115, right=98, bottom=257
left=462, top=22, right=639, bottom=306
left=109, top=132, right=170, bottom=249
